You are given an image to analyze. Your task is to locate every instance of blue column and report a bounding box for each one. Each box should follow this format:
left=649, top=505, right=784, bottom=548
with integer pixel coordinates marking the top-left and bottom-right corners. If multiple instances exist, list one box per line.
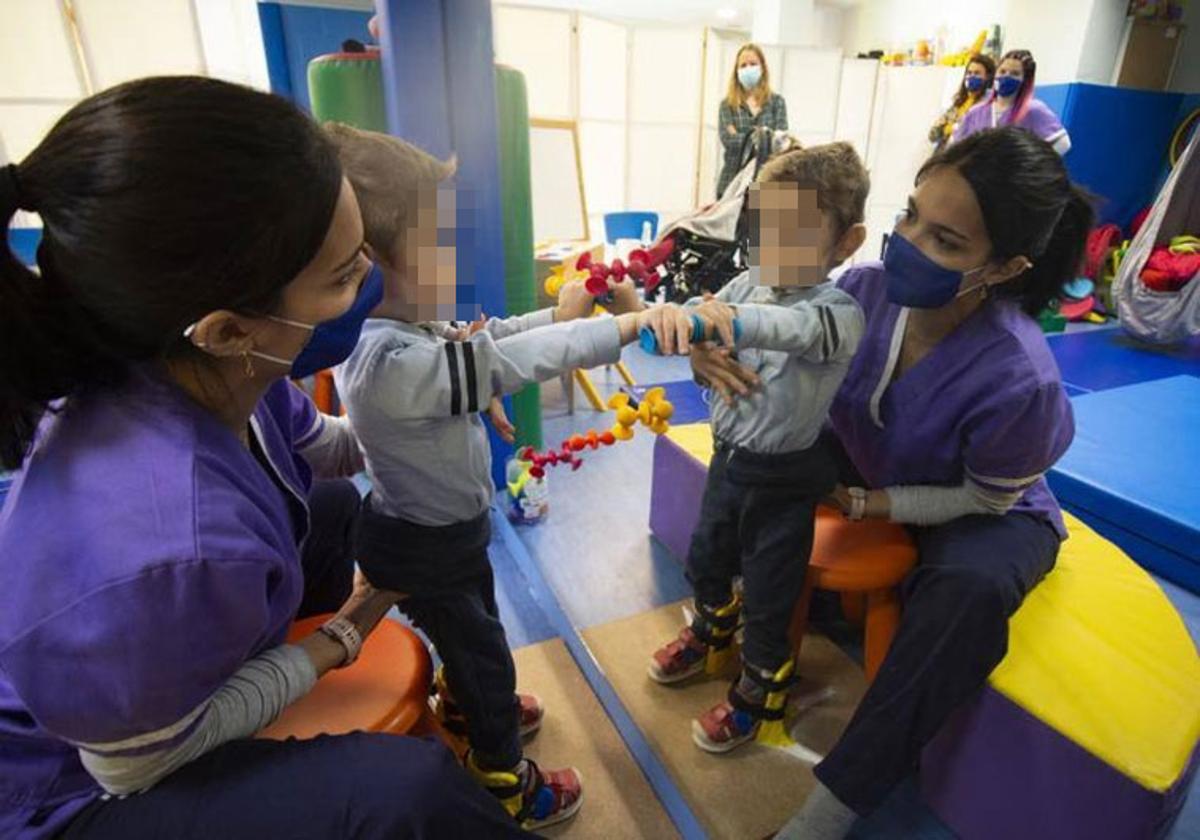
left=376, top=0, right=512, bottom=484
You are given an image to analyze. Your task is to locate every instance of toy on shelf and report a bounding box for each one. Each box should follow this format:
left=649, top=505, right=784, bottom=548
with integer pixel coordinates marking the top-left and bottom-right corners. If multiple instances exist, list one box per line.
left=518, top=387, right=675, bottom=480
left=938, top=30, right=988, bottom=66
left=638, top=314, right=743, bottom=355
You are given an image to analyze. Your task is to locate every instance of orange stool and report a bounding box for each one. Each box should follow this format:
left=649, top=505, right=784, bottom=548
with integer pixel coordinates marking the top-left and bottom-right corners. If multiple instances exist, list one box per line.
left=789, top=507, right=918, bottom=684
left=310, top=370, right=337, bottom=415
left=258, top=614, right=446, bottom=742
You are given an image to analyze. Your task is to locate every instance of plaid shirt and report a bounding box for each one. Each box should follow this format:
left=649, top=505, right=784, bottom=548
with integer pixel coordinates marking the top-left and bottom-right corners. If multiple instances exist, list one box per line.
left=716, top=93, right=788, bottom=197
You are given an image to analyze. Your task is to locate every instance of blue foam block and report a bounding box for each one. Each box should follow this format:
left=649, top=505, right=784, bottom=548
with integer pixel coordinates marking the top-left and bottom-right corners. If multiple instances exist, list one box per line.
left=1047, top=375, right=1200, bottom=592
left=622, top=381, right=710, bottom=426
left=1047, top=328, right=1200, bottom=393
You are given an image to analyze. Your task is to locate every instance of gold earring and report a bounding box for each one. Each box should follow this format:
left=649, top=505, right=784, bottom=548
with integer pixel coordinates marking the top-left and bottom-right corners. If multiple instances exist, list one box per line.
left=241, top=351, right=255, bottom=379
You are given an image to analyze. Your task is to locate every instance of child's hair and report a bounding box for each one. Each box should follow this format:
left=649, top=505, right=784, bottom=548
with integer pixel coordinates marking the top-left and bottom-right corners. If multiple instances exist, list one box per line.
left=755, top=141, right=870, bottom=239
left=323, top=123, right=456, bottom=267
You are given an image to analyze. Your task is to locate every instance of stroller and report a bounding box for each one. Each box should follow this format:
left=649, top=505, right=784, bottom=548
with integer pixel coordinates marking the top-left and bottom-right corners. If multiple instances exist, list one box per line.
left=643, top=128, right=800, bottom=303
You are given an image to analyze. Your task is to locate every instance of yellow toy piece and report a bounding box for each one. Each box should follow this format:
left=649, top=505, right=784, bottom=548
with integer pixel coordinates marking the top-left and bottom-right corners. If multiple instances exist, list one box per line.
left=939, top=29, right=988, bottom=66
left=607, top=388, right=675, bottom=442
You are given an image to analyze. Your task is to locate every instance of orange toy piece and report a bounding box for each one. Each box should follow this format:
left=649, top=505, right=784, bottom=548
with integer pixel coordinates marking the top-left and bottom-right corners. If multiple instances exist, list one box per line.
left=521, top=388, right=674, bottom=475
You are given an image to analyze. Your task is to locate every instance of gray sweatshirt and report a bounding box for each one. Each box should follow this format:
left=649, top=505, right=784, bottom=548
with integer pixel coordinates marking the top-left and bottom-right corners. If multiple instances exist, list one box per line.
left=334, top=309, right=622, bottom=526
left=692, top=272, right=864, bottom=454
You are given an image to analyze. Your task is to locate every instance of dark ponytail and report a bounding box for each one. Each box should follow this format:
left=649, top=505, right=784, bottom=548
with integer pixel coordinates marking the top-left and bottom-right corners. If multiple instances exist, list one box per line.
left=917, top=126, right=1094, bottom=316
left=0, top=76, right=342, bottom=470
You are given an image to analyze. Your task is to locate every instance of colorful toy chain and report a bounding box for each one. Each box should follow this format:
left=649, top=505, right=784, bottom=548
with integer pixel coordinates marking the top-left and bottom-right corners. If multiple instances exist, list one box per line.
left=518, top=387, right=674, bottom=478
left=543, top=239, right=676, bottom=303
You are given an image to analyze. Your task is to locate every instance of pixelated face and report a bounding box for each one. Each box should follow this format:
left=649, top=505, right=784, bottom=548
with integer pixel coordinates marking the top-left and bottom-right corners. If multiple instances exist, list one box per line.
left=747, top=181, right=831, bottom=287
left=401, top=185, right=460, bottom=320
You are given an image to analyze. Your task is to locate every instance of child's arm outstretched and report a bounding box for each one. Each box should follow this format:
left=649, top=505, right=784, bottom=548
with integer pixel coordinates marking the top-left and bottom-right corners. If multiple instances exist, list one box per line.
left=362, top=307, right=687, bottom=421
left=676, top=296, right=864, bottom=364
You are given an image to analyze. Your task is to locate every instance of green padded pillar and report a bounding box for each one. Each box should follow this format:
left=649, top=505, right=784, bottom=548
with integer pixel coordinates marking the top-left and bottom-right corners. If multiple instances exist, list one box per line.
left=494, top=65, right=542, bottom=450
left=308, top=51, right=387, bottom=131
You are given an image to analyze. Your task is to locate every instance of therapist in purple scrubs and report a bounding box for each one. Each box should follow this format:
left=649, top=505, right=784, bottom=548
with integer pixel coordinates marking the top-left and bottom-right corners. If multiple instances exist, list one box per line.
left=692, top=127, right=1092, bottom=839
left=0, top=77, right=530, bottom=839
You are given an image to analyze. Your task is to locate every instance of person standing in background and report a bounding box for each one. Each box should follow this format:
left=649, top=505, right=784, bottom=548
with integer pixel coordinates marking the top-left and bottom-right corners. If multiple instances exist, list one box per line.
left=716, top=44, right=789, bottom=198
left=953, top=49, right=1071, bottom=155
left=928, top=54, right=996, bottom=153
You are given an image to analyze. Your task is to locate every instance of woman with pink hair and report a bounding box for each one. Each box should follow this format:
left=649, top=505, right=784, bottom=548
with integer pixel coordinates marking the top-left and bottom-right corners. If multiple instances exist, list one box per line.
left=953, top=50, right=1071, bottom=155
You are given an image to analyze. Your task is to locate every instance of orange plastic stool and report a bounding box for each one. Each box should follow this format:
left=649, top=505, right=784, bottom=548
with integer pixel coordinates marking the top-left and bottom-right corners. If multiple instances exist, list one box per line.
left=789, top=507, right=918, bottom=684
left=258, top=614, right=445, bottom=742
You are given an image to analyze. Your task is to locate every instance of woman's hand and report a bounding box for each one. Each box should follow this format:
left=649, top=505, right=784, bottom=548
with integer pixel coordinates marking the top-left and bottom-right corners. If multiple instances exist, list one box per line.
left=554, top=278, right=595, bottom=323
left=689, top=343, right=759, bottom=405
left=726, top=123, right=738, bottom=136
left=825, top=484, right=892, bottom=520
left=300, top=570, right=405, bottom=674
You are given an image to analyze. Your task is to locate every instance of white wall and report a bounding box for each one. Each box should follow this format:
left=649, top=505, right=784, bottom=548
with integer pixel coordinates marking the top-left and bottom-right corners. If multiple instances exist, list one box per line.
left=1, top=0, right=269, bottom=168
left=1004, top=0, right=1093, bottom=84
left=842, top=0, right=1010, bottom=58
left=1075, top=0, right=1128, bottom=84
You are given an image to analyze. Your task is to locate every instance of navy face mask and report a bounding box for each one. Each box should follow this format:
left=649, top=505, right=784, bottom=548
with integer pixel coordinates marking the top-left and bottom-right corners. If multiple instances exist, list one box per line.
left=883, top=232, right=987, bottom=309
left=995, top=75, right=1022, bottom=98
left=255, top=263, right=383, bottom=378
left=965, top=75, right=985, bottom=93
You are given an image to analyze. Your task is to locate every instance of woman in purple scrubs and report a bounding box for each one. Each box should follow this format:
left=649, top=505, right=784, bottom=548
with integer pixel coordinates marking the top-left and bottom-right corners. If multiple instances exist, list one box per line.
left=0, top=78, right=529, bottom=839
left=693, top=127, right=1092, bottom=838
left=953, top=50, right=1071, bottom=155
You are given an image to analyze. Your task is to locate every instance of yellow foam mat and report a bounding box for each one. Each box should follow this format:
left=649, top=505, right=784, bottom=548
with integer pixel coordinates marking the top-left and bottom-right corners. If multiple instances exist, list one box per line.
left=994, top=513, right=1200, bottom=792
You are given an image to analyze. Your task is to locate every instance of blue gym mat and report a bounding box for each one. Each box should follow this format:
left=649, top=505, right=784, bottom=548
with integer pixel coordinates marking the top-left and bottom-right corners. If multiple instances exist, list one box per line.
left=1047, top=328, right=1200, bottom=394
left=1047, top=375, right=1200, bottom=594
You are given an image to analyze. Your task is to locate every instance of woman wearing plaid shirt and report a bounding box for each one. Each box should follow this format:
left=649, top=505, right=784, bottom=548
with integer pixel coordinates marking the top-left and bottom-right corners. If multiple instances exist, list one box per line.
left=716, top=43, right=789, bottom=198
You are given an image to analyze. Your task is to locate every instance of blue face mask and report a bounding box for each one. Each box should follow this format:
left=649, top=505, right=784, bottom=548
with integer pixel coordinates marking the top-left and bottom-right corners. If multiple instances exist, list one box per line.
left=883, top=232, right=986, bottom=309
left=995, top=75, right=1022, bottom=98
left=965, top=75, right=985, bottom=93
left=738, top=65, right=762, bottom=90
left=257, top=263, right=383, bottom=378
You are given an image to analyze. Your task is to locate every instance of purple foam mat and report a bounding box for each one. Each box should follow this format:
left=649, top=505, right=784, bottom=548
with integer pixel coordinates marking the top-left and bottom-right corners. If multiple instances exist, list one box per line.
left=648, top=433, right=708, bottom=562
left=921, top=685, right=1195, bottom=840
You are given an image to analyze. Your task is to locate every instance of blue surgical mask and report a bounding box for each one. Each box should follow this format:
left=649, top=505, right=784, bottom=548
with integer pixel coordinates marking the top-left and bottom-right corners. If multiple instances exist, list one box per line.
left=254, top=263, right=383, bottom=378
left=995, top=75, right=1022, bottom=98
left=965, top=75, right=985, bottom=93
left=738, top=65, right=762, bottom=90
left=883, top=232, right=986, bottom=309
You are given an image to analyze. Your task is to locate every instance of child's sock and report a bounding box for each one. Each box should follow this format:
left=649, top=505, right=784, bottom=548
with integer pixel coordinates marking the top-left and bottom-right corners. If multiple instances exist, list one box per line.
left=774, top=782, right=857, bottom=840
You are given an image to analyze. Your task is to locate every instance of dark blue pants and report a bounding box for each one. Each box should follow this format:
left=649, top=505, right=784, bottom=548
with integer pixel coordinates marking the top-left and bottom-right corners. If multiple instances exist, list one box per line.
left=686, top=438, right=837, bottom=672
left=60, top=480, right=531, bottom=839
left=812, top=462, right=1060, bottom=814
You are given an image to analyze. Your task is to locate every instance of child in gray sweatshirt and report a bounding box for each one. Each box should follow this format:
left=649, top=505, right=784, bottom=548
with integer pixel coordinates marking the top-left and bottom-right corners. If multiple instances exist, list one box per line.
left=646, top=142, right=871, bottom=755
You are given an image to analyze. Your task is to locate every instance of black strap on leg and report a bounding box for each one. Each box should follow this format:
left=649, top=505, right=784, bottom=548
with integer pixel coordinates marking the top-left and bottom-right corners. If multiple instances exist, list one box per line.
left=690, top=597, right=741, bottom=650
